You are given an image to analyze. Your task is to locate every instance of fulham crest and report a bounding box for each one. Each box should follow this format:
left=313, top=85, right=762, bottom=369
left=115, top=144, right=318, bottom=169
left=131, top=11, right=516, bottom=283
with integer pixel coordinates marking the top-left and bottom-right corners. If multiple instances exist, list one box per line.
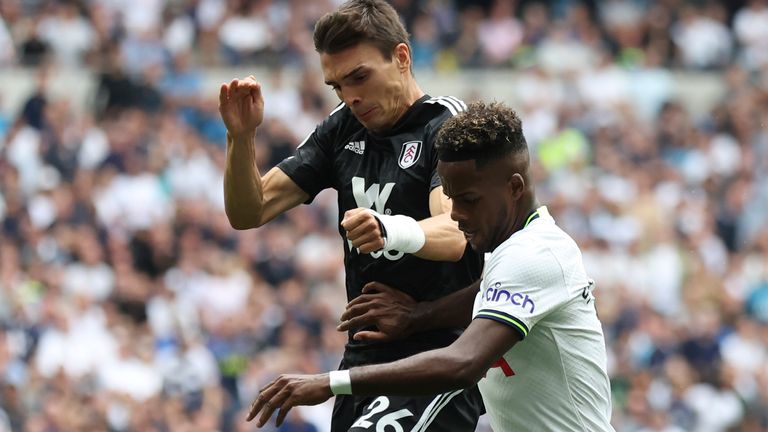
left=398, top=141, right=422, bottom=169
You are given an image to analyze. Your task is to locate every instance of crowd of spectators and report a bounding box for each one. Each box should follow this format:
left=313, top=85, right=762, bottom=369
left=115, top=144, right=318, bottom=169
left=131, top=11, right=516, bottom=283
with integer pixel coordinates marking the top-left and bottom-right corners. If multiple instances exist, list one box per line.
left=0, top=0, right=768, bottom=71
left=1, top=0, right=768, bottom=431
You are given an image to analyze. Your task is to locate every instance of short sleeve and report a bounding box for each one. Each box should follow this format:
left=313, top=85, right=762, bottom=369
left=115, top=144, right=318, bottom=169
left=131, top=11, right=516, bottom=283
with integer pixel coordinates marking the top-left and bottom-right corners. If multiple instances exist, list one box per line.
left=474, top=244, right=569, bottom=339
left=277, top=129, right=335, bottom=203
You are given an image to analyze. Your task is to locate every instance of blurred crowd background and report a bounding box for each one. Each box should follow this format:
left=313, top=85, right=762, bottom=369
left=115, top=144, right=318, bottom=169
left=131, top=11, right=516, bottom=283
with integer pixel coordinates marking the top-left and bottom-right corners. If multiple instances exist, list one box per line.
left=1, top=0, right=767, bottom=431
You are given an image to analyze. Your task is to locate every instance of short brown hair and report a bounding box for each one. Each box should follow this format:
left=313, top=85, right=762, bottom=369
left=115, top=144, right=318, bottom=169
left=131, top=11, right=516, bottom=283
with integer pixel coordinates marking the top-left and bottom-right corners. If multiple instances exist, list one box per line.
left=436, top=101, right=528, bottom=168
left=313, top=0, right=411, bottom=60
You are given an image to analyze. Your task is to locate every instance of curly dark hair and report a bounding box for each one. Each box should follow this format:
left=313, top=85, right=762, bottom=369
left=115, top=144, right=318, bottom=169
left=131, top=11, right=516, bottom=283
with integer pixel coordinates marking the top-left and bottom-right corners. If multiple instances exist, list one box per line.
left=435, top=101, right=527, bottom=168
left=313, top=0, right=411, bottom=61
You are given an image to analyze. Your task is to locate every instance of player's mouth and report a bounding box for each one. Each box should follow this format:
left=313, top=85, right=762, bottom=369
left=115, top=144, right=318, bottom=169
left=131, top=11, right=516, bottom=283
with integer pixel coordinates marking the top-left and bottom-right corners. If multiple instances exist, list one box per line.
left=358, top=107, right=376, bottom=120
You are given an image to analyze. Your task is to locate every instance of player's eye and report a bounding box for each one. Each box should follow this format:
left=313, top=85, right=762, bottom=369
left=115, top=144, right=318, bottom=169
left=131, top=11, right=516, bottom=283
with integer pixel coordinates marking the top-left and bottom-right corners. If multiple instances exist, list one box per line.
left=353, top=74, right=367, bottom=83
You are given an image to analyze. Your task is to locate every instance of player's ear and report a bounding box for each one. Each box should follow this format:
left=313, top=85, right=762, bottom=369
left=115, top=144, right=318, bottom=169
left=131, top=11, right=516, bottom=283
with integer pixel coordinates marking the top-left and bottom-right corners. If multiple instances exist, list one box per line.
left=394, top=43, right=411, bottom=73
left=508, top=173, right=525, bottom=200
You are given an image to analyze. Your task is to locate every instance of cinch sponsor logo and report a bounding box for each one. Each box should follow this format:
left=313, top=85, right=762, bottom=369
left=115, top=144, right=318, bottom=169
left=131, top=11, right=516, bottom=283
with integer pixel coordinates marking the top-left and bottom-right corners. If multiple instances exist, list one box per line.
left=345, top=140, right=365, bottom=155
left=485, top=282, right=535, bottom=313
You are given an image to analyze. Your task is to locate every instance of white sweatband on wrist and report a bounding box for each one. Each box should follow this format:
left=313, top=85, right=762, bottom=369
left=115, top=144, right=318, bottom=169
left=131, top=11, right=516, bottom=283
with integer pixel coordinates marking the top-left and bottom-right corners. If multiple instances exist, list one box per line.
left=329, top=370, right=352, bottom=395
left=367, top=210, right=426, bottom=253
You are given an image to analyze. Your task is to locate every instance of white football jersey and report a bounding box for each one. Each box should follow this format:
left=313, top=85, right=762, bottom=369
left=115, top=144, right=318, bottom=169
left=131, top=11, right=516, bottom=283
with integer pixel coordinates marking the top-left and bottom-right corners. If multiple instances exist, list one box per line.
left=473, top=207, right=614, bottom=432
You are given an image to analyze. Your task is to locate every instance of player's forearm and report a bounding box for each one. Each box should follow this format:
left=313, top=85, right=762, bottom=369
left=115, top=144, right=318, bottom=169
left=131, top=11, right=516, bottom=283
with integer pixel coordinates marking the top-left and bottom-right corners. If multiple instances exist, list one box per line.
left=224, top=132, right=266, bottom=229
left=408, top=281, right=479, bottom=332
left=350, top=347, right=482, bottom=396
left=344, top=318, right=512, bottom=396
left=412, top=213, right=466, bottom=261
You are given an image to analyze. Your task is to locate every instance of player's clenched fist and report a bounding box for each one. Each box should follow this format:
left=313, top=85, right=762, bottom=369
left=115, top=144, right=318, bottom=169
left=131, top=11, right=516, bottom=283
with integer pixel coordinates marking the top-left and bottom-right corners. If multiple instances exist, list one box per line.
left=341, top=208, right=385, bottom=254
left=218, top=76, right=265, bottom=141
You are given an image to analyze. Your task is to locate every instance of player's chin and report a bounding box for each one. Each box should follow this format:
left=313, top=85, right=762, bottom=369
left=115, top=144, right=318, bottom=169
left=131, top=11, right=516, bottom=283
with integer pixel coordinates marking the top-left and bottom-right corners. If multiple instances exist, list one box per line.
left=465, top=235, right=486, bottom=253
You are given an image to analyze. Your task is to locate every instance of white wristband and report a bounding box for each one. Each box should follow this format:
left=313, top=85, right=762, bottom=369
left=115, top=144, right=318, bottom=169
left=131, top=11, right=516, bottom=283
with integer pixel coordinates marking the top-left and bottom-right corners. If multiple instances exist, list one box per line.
left=367, top=210, right=426, bottom=254
left=329, top=370, right=352, bottom=395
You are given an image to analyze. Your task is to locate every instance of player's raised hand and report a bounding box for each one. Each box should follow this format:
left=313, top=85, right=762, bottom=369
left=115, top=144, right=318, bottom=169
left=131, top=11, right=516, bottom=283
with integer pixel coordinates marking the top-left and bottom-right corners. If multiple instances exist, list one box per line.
left=341, top=208, right=385, bottom=254
left=338, top=282, right=418, bottom=341
left=246, top=373, right=332, bottom=428
left=219, top=76, right=265, bottom=140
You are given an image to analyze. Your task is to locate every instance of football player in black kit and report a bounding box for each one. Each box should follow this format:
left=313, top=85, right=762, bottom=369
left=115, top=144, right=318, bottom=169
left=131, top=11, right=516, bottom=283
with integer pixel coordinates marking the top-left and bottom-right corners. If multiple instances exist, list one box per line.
left=220, top=0, right=483, bottom=430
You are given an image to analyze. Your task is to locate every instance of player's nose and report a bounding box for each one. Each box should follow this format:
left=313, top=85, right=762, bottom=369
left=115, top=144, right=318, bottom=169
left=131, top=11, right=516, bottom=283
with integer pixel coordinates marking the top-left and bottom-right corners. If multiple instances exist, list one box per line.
left=342, top=89, right=362, bottom=106
left=450, top=206, right=468, bottom=224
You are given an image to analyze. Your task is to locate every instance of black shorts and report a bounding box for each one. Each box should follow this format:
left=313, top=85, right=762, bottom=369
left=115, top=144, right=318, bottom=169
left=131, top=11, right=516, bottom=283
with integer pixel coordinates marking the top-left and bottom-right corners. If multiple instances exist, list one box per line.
left=331, top=386, right=484, bottom=432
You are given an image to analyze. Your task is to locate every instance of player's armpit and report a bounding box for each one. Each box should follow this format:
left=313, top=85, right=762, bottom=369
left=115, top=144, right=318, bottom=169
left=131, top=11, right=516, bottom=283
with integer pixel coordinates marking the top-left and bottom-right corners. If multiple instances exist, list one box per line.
left=258, top=167, right=310, bottom=225
left=446, top=318, right=523, bottom=384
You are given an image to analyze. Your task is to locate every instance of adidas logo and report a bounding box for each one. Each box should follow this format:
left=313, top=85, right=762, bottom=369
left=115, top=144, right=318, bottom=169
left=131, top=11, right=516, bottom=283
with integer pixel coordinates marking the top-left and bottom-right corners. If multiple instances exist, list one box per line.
left=345, top=140, right=365, bottom=155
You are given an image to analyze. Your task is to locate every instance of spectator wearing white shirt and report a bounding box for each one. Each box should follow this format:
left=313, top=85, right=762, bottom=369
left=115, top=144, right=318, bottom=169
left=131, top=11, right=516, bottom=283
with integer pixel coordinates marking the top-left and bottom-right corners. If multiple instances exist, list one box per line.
left=671, top=4, right=732, bottom=70
left=218, top=0, right=274, bottom=65
left=733, top=0, right=768, bottom=70
left=61, top=226, right=114, bottom=301
left=36, top=2, right=95, bottom=67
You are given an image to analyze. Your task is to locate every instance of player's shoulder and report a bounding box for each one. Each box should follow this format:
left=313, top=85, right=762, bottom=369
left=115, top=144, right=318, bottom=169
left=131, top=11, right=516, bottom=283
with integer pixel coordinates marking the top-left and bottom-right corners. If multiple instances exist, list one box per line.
left=317, top=102, right=354, bottom=131
left=422, top=95, right=468, bottom=118
left=493, top=221, right=584, bottom=281
left=490, top=220, right=567, bottom=267
left=313, top=102, right=369, bottom=138
left=491, top=232, right=556, bottom=271
left=485, top=235, right=566, bottom=293
left=416, top=95, right=469, bottom=138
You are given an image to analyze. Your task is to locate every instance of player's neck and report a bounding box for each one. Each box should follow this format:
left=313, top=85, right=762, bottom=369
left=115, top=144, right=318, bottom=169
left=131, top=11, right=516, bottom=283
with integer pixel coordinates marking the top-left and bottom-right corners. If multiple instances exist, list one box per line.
left=514, top=197, right=540, bottom=233
left=382, top=81, right=425, bottom=133
left=404, top=80, right=425, bottom=106
left=488, top=198, right=538, bottom=253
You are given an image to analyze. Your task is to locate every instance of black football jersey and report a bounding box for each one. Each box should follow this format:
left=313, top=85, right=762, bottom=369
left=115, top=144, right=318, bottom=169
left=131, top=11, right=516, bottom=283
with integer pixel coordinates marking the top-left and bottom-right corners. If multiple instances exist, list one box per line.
left=278, top=95, right=482, bottom=366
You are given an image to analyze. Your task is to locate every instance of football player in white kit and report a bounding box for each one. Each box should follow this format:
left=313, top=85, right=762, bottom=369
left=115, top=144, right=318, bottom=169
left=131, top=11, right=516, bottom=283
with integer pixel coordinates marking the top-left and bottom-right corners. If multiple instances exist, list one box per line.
left=246, top=101, right=615, bottom=432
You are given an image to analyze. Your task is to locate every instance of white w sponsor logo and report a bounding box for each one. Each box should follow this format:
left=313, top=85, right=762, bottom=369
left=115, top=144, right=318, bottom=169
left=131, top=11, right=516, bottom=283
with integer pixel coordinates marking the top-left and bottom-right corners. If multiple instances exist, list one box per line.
left=352, top=177, right=394, bottom=214
left=349, top=177, right=404, bottom=261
